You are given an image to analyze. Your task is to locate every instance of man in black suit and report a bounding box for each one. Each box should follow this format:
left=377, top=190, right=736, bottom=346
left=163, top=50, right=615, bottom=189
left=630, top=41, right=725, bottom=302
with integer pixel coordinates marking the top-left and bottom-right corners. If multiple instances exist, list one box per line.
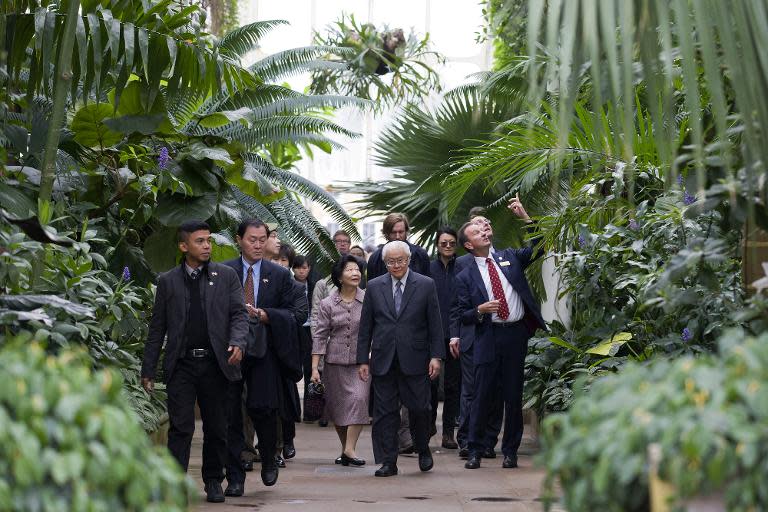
left=357, top=240, right=445, bottom=477
left=223, top=219, right=301, bottom=495
left=453, top=196, right=545, bottom=470
left=292, top=254, right=316, bottom=421
left=367, top=213, right=431, bottom=281
left=141, top=220, right=248, bottom=504
left=452, top=211, right=504, bottom=458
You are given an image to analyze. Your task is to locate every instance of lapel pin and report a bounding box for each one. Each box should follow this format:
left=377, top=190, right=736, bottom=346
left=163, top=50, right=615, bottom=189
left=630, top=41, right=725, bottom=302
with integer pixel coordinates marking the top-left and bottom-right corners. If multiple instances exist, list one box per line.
left=211, top=271, right=218, bottom=276
left=209, top=281, right=214, bottom=285
left=262, top=278, right=269, bottom=284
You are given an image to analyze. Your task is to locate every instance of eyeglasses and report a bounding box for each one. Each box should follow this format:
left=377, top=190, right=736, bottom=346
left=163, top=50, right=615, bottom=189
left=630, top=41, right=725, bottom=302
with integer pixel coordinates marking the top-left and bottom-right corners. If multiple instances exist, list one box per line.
left=385, top=258, right=409, bottom=268
left=334, top=239, right=351, bottom=245
left=438, top=241, right=457, bottom=247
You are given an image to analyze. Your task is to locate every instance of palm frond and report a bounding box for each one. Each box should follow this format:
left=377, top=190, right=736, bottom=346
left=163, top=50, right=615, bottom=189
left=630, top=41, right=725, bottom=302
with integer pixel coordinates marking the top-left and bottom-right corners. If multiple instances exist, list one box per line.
left=218, top=20, right=288, bottom=59
left=250, top=45, right=354, bottom=82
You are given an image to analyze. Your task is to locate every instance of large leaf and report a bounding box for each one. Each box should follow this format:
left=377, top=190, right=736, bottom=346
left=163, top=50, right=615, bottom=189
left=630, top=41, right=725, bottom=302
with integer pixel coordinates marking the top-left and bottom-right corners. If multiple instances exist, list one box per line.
left=586, top=332, right=633, bottom=356
left=70, top=103, right=123, bottom=148
left=0, top=183, right=36, bottom=219
left=154, top=192, right=218, bottom=226
left=0, top=294, right=94, bottom=318
left=142, top=226, right=179, bottom=272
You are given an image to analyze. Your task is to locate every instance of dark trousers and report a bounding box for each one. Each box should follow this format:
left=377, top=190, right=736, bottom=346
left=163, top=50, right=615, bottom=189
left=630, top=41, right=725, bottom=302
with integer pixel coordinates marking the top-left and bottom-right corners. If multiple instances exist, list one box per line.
left=468, top=322, right=529, bottom=458
left=457, top=341, right=503, bottom=450
left=299, top=325, right=313, bottom=418
left=226, top=379, right=278, bottom=485
left=430, top=338, right=461, bottom=434
left=372, top=359, right=431, bottom=465
left=166, top=356, right=229, bottom=482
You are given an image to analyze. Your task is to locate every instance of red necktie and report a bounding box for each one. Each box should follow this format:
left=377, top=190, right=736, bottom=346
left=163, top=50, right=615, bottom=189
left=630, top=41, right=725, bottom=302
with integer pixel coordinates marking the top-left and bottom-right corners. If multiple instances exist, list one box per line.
left=244, top=266, right=255, bottom=311
left=486, top=258, right=510, bottom=320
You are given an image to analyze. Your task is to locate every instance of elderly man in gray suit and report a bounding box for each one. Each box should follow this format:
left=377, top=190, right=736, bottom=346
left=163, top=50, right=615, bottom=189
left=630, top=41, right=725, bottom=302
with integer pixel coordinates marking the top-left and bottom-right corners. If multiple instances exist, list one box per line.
left=357, top=240, right=445, bottom=477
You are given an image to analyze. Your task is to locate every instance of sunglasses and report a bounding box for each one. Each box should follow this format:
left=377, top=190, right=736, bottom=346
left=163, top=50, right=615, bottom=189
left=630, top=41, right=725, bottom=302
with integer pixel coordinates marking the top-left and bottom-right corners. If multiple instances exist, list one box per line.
left=438, top=241, right=457, bottom=247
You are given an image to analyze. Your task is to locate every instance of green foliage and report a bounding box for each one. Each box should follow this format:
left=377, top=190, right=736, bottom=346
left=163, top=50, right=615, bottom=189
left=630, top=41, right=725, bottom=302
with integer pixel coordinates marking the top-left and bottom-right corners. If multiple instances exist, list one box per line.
left=524, top=184, right=745, bottom=418
left=310, top=14, right=444, bottom=111
left=478, top=0, right=528, bottom=69
left=0, top=219, right=167, bottom=432
left=0, top=336, right=192, bottom=511
left=540, top=328, right=768, bottom=512
left=346, top=86, right=526, bottom=249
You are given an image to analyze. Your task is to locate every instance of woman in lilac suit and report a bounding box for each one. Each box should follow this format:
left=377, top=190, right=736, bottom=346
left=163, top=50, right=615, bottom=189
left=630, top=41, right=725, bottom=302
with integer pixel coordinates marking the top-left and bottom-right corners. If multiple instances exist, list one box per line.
left=311, top=255, right=370, bottom=466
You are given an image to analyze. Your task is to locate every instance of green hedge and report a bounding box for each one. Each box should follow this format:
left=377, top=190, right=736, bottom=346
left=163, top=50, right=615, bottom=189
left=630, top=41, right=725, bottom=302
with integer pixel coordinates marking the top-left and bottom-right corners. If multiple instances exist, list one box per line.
left=540, top=329, right=768, bottom=511
left=0, top=336, right=192, bottom=511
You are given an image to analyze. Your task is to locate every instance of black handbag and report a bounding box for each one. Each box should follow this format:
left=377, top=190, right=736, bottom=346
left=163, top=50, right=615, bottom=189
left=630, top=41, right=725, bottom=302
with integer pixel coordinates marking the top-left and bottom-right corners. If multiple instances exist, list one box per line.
left=246, top=317, right=268, bottom=358
left=303, top=381, right=325, bottom=422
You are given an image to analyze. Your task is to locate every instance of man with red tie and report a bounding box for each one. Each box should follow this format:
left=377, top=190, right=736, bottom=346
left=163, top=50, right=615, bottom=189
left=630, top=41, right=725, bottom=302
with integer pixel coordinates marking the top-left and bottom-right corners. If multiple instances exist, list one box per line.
left=453, top=196, right=545, bottom=470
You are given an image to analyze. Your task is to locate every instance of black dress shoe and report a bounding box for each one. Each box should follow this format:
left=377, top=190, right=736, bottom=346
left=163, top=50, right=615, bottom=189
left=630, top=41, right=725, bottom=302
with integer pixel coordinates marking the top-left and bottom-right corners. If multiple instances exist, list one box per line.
left=502, top=455, right=518, bottom=468
left=459, top=447, right=469, bottom=459
left=482, top=447, right=497, bottom=459
left=341, top=453, right=366, bottom=466
left=275, top=455, right=286, bottom=468
left=441, top=433, right=458, bottom=449
left=242, top=459, right=253, bottom=472
left=224, top=481, right=244, bottom=497
left=261, top=466, right=278, bottom=486
left=464, top=455, right=481, bottom=469
left=374, top=463, right=398, bottom=477
left=418, top=450, right=434, bottom=472
left=283, top=444, right=296, bottom=460
left=334, top=455, right=343, bottom=464
left=318, top=419, right=329, bottom=427
left=204, top=480, right=225, bottom=503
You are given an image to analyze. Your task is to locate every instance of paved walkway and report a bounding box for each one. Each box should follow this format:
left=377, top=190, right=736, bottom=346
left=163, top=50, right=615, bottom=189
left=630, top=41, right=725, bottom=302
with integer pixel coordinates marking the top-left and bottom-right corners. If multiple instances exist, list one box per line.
left=189, top=407, right=554, bottom=512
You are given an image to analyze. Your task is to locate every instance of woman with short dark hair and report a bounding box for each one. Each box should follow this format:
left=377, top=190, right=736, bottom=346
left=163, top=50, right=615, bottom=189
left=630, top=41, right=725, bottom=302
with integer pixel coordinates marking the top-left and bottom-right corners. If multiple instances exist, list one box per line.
left=311, top=254, right=370, bottom=466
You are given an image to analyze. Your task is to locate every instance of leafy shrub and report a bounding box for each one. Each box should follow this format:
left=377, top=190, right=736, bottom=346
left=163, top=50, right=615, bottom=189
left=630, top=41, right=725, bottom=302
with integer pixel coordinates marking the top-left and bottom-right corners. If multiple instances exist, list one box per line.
left=539, top=328, right=768, bottom=512
left=0, top=222, right=167, bottom=431
left=0, top=336, right=192, bottom=511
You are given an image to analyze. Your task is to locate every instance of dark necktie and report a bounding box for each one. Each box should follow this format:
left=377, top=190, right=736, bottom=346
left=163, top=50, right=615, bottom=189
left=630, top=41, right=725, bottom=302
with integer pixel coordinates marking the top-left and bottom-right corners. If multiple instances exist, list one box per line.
left=190, top=268, right=200, bottom=280
left=244, top=266, right=255, bottom=307
left=394, top=280, right=403, bottom=315
left=486, top=258, right=510, bottom=320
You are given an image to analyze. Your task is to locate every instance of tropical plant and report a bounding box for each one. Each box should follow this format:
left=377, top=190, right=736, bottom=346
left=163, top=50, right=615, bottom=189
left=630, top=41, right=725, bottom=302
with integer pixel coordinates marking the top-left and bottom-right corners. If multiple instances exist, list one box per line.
left=524, top=0, right=767, bottom=225
left=539, top=327, right=768, bottom=512
left=0, top=218, right=168, bottom=431
left=345, top=86, right=527, bottom=249
left=2, top=14, right=366, bottom=277
left=310, top=13, right=444, bottom=110
left=0, top=336, right=192, bottom=511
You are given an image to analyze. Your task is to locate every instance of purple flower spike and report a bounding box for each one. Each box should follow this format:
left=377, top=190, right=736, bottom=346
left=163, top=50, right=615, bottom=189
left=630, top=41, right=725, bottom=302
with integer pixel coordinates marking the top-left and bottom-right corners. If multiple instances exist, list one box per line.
left=158, top=147, right=171, bottom=169
left=577, top=234, right=586, bottom=247
left=629, top=219, right=639, bottom=230
left=681, top=327, right=692, bottom=342
left=683, top=191, right=696, bottom=206
left=677, top=174, right=684, bottom=186
left=122, top=266, right=131, bottom=281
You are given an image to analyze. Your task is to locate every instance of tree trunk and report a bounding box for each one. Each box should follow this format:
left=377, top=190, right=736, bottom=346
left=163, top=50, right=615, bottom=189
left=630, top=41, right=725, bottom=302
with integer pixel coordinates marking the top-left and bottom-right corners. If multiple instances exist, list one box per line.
left=38, top=0, right=81, bottom=209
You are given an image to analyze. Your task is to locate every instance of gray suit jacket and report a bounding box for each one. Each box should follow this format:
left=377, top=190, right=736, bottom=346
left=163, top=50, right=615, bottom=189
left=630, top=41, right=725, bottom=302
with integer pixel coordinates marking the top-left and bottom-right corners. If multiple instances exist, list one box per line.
left=356, top=271, right=445, bottom=376
left=141, top=262, right=249, bottom=383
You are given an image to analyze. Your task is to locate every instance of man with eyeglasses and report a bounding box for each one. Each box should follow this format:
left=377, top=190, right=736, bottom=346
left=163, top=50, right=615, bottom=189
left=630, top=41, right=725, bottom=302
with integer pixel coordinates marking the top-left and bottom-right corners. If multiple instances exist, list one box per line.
left=428, top=227, right=462, bottom=450
left=357, top=240, right=444, bottom=477
left=452, top=207, right=505, bottom=460
left=453, top=196, right=545, bottom=470
left=366, top=213, right=431, bottom=281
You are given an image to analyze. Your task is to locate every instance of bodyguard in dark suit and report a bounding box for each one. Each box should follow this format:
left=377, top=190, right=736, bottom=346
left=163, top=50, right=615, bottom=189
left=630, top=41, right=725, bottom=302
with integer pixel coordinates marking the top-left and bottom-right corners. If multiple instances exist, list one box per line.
left=357, top=241, right=445, bottom=477
left=452, top=213, right=504, bottom=457
left=453, top=197, right=545, bottom=470
left=223, top=219, right=300, bottom=495
left=141, top=220, right=248, bottom=504
left=366, top=213, right=431, bottom=281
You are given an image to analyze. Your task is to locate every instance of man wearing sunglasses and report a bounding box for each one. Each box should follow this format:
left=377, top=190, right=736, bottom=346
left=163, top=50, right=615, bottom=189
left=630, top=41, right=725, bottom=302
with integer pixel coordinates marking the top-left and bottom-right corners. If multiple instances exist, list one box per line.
left=428, top=227, right=462, bottom=451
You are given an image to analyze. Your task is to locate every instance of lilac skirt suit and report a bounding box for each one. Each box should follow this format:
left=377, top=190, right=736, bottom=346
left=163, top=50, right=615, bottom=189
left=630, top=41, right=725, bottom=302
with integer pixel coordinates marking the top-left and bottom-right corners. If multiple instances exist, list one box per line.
left=312, top=288, right=371, bottom=426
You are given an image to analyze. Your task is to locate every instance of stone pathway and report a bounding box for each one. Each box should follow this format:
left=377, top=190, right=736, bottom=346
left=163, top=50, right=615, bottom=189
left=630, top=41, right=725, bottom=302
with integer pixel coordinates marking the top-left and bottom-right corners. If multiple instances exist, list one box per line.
left=189, top=406, right=556, bottom=512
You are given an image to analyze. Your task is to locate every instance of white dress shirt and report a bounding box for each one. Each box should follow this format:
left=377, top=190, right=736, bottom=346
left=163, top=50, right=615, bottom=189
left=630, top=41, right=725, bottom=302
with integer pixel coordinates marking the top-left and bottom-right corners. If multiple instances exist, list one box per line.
left=473, top=256, right=524, bottom=323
